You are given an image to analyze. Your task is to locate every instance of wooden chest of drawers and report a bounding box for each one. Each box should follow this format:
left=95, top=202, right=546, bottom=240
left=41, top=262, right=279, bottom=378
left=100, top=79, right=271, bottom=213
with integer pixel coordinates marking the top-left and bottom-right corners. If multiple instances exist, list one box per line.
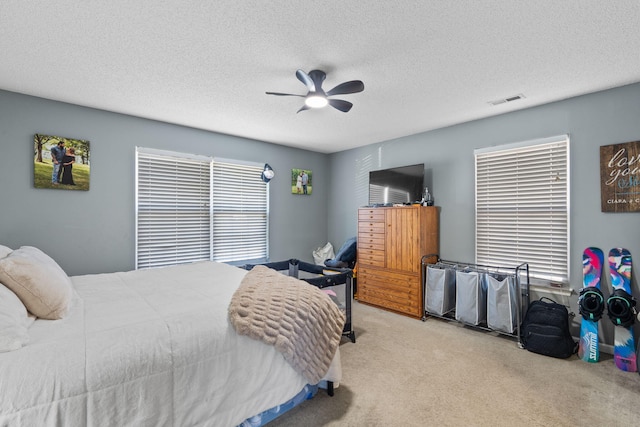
left=356, top=206, right=439, bottom=318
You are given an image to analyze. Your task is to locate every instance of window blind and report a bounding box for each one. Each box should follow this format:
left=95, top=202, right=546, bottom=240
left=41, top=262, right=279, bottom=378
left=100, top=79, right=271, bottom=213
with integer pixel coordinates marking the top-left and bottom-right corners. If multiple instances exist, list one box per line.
left=135, top=148, right=268, bottom=268
left=475, top=136, right=569, bottom=283
left=136, top=148, right=212, bottom=269
left=212, top=160, right=268, bottom=263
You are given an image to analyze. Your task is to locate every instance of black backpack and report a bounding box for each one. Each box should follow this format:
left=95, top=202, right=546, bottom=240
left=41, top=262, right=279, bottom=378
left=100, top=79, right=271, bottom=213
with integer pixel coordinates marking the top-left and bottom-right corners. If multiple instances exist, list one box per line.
left=520, top=297, right=577, bottom=359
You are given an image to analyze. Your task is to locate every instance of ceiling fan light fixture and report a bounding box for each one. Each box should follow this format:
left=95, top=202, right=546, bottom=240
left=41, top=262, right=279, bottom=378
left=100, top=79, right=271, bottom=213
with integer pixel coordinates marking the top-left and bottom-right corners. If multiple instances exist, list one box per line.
left=305, top=94, right=328, bottom=109
left=267, top=69, right=364, bottom=113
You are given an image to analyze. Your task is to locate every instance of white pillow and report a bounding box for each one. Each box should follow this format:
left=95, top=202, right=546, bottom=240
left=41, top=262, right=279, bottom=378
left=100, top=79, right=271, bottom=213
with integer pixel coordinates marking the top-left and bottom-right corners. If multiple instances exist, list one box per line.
left=0, top=246, right=73, bottom=320
left=0, top=283, right=30, bottom=352
left=0, top=245, right=11, bottom=259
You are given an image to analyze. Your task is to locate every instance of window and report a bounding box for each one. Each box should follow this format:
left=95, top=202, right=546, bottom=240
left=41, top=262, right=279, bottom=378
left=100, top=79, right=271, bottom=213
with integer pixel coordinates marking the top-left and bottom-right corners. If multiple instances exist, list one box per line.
left=474, top=135, right=569, bottom=284
left=136, top=148, right=268, bottom=269
left=211, top=159, right=268, bottom=263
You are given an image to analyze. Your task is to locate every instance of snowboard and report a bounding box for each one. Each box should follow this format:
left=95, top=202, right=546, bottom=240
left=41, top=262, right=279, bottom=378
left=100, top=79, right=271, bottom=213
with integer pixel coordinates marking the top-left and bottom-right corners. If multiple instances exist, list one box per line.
left=578, top=247, right=604, bottom=362
left=608, top=248, right=637, bottom=372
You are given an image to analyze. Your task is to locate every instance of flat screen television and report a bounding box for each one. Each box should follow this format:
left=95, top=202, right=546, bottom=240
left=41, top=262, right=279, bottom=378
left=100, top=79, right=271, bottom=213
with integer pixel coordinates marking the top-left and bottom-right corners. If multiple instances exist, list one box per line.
left=369, top=163, right=424, bottom=205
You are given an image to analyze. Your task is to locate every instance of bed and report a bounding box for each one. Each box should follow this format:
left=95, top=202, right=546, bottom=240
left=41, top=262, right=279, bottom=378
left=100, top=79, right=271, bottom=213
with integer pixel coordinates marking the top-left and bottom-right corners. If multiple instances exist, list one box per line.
left=0, top=245, right=343, bottom=427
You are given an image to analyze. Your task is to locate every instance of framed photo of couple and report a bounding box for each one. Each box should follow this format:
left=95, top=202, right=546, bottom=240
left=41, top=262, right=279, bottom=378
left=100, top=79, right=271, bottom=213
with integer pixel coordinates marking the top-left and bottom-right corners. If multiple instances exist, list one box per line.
left=34, top=134, right=90, bottom=191
left=291, top=168, right=312, bottom=195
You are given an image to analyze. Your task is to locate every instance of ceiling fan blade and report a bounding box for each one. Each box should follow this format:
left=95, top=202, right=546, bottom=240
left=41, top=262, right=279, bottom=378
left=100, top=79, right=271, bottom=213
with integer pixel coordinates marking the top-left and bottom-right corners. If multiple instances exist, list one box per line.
left=308, top=70, right=326, bottom=92
left=296, top=69, right=315, bottom=91
left=326, top=80, right=365, bottom=96
left=328, top=99, right=353, bottom=113
left=266, top=91, right=305, bottom=97
left=296, top=104, right=310, bottom=113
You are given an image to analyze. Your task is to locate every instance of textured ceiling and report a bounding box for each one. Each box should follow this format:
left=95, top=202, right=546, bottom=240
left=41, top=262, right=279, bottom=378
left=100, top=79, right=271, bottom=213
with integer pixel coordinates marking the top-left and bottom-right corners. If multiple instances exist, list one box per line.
left=2, top=1, right=640, bottom=153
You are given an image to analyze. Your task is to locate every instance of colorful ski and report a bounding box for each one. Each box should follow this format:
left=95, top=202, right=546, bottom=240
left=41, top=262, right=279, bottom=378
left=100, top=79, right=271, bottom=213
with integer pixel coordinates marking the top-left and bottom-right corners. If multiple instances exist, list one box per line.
left=578, top=247, right=604, bottom=362
left=608, top=248, right=637, bottom=372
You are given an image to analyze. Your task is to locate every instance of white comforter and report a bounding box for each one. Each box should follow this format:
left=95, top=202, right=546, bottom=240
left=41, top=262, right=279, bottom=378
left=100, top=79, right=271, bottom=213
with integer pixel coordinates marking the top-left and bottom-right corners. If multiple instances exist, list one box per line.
left=0, top=261, right=340, bottom=427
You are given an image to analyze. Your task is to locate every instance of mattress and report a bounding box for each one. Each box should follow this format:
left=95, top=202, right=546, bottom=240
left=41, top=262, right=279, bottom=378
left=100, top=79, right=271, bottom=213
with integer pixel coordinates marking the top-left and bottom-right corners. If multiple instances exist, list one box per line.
left=0, top=261, right=341, bottom=426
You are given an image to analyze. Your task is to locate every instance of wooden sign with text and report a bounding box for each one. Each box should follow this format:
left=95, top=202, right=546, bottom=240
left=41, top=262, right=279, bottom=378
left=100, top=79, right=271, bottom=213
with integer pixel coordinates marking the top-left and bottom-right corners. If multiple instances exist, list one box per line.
left=600, top=140, right=640, bottom=212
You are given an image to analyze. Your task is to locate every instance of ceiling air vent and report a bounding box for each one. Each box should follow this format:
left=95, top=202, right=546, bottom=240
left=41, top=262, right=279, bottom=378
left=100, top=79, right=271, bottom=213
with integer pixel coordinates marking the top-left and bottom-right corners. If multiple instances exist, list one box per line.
left=489, top=93, right=526, bottom=106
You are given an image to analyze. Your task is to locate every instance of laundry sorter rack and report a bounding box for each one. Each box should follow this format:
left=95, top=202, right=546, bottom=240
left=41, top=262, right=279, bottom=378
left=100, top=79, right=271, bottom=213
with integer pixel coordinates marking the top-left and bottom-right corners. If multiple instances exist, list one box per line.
left=421, top=255, right=530, bottom=344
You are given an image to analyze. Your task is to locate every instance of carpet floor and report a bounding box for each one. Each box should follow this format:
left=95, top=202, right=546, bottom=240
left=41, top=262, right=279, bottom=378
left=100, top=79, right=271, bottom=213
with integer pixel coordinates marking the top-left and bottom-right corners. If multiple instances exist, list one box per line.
left=269, top=301, right=640, bottom=426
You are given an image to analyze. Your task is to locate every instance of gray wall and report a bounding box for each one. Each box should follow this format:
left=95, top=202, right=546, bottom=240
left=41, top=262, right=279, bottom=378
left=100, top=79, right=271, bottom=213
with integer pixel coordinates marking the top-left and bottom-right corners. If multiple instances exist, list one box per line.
left=3, top=83, right=639, bottom=346
left=0, top=90, right=330, bottom=275
left=327, top=83, right=640, bottom=344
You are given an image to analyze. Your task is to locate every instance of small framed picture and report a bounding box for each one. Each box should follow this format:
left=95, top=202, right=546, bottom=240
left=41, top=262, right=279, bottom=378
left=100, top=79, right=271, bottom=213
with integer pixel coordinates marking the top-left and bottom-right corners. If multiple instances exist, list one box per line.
left=600, top=140, right=640, bottom=212
left=34, top=134, right=90, bottom=190
left=291, top=168, right=312, bottom=195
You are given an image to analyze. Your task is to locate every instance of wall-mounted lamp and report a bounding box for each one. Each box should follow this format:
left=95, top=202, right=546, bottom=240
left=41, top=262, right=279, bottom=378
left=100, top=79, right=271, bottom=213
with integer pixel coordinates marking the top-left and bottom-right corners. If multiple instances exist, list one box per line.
left=261, top=163, right=275, bottom=183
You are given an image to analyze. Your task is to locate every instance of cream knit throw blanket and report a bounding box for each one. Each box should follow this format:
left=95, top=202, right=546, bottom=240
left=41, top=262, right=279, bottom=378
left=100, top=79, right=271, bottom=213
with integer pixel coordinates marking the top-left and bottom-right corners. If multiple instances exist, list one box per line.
left=229, top=265, right=346, bottom=384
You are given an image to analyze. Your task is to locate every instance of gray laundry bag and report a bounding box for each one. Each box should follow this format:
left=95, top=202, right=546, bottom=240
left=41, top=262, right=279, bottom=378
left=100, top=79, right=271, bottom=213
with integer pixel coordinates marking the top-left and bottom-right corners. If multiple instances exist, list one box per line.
left=455, top=270, right=487, bottom=325
left=486, top=274, right=518, bottom=334
left=425, top=266, right=456, bottom=316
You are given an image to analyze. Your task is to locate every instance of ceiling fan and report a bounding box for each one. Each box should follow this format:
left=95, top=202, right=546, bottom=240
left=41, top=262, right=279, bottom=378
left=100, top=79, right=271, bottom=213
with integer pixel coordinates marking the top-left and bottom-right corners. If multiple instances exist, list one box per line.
left=266, top=69, right=364, bottom=113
